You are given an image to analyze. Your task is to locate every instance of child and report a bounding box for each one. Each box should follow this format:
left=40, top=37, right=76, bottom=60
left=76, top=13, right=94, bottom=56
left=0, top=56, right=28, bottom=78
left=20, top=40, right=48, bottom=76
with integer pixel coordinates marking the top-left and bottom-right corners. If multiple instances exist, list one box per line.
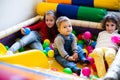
left=6, top=10, right=58, bottom=55
left=89, top=13, right=120, bottom=78
left=54, top=16, right=90, bottom=75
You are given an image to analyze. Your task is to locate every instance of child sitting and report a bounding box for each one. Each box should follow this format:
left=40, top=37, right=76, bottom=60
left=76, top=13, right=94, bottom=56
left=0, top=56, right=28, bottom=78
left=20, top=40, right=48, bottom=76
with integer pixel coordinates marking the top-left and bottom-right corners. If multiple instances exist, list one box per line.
left=90, top=13, right=120, bottom=78
left=53, top=16, right=90, bottom=75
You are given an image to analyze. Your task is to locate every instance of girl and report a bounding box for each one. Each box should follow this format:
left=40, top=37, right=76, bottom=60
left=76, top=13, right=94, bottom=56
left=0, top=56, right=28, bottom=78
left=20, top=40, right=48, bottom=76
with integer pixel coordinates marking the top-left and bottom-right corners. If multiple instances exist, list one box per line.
left=6, top=10, right=58, bottom=55
left=90, top=13, right=120, bottom=78
left=54, top=16, right=90, bottom=75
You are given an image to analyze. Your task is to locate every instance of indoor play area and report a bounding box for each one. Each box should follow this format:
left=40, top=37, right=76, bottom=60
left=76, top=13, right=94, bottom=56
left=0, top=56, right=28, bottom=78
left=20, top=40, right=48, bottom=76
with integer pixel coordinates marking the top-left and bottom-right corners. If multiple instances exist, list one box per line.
left=0, top=0, right=120, bottom=80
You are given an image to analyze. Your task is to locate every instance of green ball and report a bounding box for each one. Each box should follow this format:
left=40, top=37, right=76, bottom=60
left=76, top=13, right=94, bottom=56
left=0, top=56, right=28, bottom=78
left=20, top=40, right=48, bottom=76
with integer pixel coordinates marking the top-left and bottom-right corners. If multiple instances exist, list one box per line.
left=18, top=47, right=24, bottom=52
left=42, top=50, right=48, bottom=56
left=93, top=35, right=98, bottom=41
left=63, top=68, right=72, bottom=74
left=43, top=42, right=49, bottom=49
left=72, top=30, right=77, bottom=35
left=77, top=40, right=84, bottom=44
left=90, top=75, right=99, bottom=80
left=5, top=46, right=9, bottom=50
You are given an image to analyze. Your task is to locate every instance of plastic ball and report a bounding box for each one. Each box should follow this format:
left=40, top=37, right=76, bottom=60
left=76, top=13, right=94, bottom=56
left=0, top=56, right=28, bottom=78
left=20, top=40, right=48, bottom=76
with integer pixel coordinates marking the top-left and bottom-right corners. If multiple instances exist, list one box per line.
left=50, top=43, right=54, bottom=50
left=72, top=30, right=77, bottom=35
left=77, top=34, right=83, bottom=40
left=77, top=40, right=84, bottom=45
left=86, top=46, right=93, bottom=54
left=87, top=57, right=94, bottom=64
left=93, top=35, right=98, bottom=41
left=44, top=39, right=50, bottom=45
left=90, top=75, right=99, bottom=80
left=43, top=42, right=50, bottom=49
left=91, top=41, right=96, bottom=48
left=63, top=68, right=72, bottom=74
left=82, top=67, right=91, bottom=77
left=24, top=28, right=31, bottom=35
left=111, top=35, right=120, bottom=44
left=5, top=46, right=9, bottom=50
left=42, top=50, right=48, bottom=56
left=83, top=31, right=92, bottom=40
left=48, top=50, right=54, bottom=58
left=18, top=47, right=24, bottom=52
left=45, top=47, right=51, bottom=52
left=83, top=48, right=88, bottom=55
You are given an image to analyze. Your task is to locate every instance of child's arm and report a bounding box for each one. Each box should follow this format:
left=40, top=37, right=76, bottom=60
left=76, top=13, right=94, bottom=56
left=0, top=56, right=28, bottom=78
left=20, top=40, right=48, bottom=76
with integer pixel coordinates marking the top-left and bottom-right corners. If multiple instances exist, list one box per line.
left=24, top=20, right=45, bottom=31
left=54, top=36, right=74, bottom=61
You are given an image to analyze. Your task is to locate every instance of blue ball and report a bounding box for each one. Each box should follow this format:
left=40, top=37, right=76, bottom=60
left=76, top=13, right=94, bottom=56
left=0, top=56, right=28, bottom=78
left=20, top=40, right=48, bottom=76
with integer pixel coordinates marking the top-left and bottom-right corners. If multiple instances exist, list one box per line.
left=45, top=47, right=51, bottom=52
left=24, top=28, right=31, bottom=35
left=91, top=41, right=96, bottom=48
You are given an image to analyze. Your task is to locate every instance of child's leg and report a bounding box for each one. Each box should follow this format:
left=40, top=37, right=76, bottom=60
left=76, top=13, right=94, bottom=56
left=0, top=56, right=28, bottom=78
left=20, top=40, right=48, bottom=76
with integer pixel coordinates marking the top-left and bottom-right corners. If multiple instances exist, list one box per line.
left=55, top=54, right=81, bottom=75
left=105, top=48, right=116, bottom=67
left=90, top=48, right=106, bottom=78
left=8, top=31, right=42, bottom=52
left=77, top=46, right=90, bottom=65
left=103, top=48, right=120, bottom=80
left=29, top=41, right=43, bottom=50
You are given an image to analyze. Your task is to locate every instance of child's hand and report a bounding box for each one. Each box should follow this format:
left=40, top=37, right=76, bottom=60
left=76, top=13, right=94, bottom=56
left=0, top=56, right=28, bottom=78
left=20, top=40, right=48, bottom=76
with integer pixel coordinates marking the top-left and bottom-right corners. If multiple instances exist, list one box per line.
left=67, top=56, right=75, bottom=61
left=21, top=28, right=25, bottom=35
left=73, top=53, right=78, bottom=61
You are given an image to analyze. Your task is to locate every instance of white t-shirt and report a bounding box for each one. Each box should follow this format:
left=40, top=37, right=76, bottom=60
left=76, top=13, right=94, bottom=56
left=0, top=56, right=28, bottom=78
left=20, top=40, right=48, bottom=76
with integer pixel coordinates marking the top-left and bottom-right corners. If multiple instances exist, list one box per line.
left=95, top=30, right=119, bottom=50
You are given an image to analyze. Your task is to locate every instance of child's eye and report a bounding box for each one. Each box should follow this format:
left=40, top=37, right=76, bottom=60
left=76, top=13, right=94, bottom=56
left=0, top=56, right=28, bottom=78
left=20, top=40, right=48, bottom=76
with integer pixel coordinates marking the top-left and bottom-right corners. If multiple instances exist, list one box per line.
left=64, top=26, right=67, bottom=28
left=69, top=25, right=72, bottom=27
left=111, top=24, right=115, bottom=26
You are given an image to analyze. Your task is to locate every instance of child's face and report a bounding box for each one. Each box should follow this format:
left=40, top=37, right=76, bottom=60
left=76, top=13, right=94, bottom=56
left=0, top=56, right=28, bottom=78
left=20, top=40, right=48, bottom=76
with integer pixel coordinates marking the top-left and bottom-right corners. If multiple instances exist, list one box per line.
left=45, top=14, right=55, bottom=28
left=58, top=21, right=72, bottom=36
left=105, top=21, right=117, bottom=33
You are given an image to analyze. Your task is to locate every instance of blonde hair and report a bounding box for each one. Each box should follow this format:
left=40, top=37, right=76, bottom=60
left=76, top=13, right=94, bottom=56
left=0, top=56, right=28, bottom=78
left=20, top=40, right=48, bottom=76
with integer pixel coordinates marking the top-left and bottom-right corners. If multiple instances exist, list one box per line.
left=56, top=16, right=71, bottom=28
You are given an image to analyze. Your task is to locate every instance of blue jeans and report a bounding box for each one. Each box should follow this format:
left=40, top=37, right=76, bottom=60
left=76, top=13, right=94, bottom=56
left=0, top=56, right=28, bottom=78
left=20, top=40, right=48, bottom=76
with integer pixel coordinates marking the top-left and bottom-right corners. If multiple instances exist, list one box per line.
left=9, top=31, right=43, bottom=52
left=54, top=46, right=86, bottom=69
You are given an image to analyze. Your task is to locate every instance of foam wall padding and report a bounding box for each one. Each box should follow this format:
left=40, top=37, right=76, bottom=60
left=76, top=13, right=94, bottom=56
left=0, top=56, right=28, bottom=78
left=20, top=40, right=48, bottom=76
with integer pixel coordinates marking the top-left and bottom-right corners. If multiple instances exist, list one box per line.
left=46, top=0, right=71, bottom=4
left=46, top=0, right=120, bottom=10
left=94, top=0, right=120, bottom=10
left=72, top=0, right=94, bottom=7
left=57, top=4, right=79, bottom=19
left=36, top=2, right=58, bottom=16
left=36, top=2, right=107, bottom=22
left=77, top=6, right=107, bottom=22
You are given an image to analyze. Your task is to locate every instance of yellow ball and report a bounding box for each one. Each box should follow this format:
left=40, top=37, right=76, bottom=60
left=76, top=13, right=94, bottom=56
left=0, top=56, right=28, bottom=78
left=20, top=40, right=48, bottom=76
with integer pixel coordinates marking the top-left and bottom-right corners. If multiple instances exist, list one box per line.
left=83, top=48, right=88, bottom=55
left=48, top=50, right=54, bottom=58
left=44, top=39, right=50, bottom=45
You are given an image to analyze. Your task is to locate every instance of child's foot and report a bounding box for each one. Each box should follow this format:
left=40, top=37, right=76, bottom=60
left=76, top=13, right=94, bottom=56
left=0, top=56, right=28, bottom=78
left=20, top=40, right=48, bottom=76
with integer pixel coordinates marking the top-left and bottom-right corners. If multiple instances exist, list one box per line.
left=80, top=59, right=90, bottom=66
left=6, top=50, right=14, bottom=55
left=71, top=67, right=81, bottom=76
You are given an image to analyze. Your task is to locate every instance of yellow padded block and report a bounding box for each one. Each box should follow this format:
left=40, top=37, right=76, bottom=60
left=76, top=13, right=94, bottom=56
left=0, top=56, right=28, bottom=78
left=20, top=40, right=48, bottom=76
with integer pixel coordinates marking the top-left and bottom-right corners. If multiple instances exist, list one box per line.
left=0, top=50, right=49, bottom=68
left=0, top=43, right=7, bottom=55
left=36, top=2, right=58, bottom=16
left=94, top=0, right=120, bottom=10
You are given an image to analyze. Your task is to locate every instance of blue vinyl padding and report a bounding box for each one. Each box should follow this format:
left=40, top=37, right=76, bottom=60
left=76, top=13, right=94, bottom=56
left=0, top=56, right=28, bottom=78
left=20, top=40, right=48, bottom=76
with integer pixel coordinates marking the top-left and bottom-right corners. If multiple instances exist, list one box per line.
left=56, top=4, right=79, bottom=19
left=72, top=0, right=94, bottom=7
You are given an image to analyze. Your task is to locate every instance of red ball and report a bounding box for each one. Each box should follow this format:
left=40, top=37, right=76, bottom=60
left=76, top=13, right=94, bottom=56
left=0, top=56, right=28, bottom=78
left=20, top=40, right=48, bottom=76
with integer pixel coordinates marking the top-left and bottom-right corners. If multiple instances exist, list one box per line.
left=87, top=57, right=94, bottom=64
left=77, top=34, right=83, bottom=40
